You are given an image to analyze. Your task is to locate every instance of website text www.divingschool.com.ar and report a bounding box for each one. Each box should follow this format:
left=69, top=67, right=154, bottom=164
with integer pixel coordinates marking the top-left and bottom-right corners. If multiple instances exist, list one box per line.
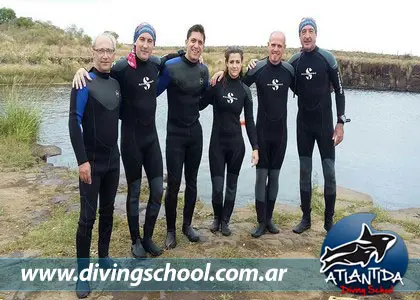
left=20, top=262, right=288, bottom=288
left=2, top=258, right=419, bottom=292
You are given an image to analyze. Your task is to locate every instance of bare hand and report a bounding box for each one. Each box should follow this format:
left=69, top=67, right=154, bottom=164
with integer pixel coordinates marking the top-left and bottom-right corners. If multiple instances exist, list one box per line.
left=72, top=68, right=91, bottom=89
left=251, top=150, right=259, bottom=167
left=79, top=162, right=92, bottom=184
left=210, top=71, right=224, bottom=86
left=247, top=59, right=258, bottom=70
left=332, top=124, right=344, bottom=146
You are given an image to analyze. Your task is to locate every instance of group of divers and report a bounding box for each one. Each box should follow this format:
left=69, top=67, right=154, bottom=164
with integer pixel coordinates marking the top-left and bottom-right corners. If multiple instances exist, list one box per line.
left=69, top=17, right=348, bottom=298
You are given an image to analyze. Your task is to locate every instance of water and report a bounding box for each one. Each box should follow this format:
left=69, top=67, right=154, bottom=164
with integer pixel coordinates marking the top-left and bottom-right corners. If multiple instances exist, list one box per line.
left=2, top=87, right=419, bottom=209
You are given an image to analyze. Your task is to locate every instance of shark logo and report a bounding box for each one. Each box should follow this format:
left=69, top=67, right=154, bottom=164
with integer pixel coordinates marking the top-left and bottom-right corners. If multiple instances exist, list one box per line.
left=267, top=79, right=283, bottom=91
left=222, top=92, right=238, bottom=104
left=320, top=223, right=396, bottom=273
left=138, top=77, right=154, bottom=90
left=320, top=213, right=408, bottom=296
left=301, top=68, right=317, bottom=80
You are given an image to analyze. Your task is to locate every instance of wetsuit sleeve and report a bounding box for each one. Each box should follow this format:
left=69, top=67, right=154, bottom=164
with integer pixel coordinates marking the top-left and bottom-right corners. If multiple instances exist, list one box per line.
left=242, top=70, right=256, bottom=87
left=68, top=87, right=89, bottom=165
left=243, top=85, right=258, bottom=150
left=156, top=64, right=171, bottom=96
left=288, top=52, right=301, bottom=97
left=110, top=61, right=124, bottom=84
left=159, top=50, right=185, bottom=72
left=282, top=61, right=296, bottom=94
left=199, top=85, right=214, bottom=110
left=328, top=63, right=345, bottom=120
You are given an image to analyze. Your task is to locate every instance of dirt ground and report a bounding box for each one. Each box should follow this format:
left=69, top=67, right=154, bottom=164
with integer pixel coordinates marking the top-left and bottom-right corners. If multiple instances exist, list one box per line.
left=0, top=164, right=419, bottom=300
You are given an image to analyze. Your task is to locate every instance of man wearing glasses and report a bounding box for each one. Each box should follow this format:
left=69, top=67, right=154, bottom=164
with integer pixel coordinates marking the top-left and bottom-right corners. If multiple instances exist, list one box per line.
left=72, top=23, right=180, bottom=259
left=69, top=32, right=120, bottom=299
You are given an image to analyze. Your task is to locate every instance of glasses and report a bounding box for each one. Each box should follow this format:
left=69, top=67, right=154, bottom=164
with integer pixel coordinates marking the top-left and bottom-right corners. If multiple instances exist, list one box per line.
left=93, top=48, right=115, bottom=56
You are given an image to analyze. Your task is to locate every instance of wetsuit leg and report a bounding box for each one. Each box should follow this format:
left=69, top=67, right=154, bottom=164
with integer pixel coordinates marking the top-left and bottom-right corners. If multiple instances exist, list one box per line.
left=223, top=138, right=245, bottom=224
left=97, top=166, right=119, bottom=258
left=182, top=125, right=203, bottom=228
left=121, top=125, right=144, bottom=243
left=142, top=137, right=164, bottom=241
left=316, top=125, right=336, bottom=231
left=165, top=133, right=186, bottom=232
left=266, top=121, right=287, bottom=225
left=293, top=117, right=316, bottom=234
left=266, top=169, right=280, bottom=215
left=252, top=167, right=268, bottom=238
left=252, top=128, right=268, bottom=237
left=76, top=175, right=100, bottom=271
left=209, top=135, right=225, bottom=227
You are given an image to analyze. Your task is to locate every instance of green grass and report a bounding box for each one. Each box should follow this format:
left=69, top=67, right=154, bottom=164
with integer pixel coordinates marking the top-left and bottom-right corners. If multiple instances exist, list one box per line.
left=272, top=210, right=301, bottom=226
left=397, top=220, right=420, bottom=238
left=218, top=294, right=234, bottom=300
left=0, top=136, right=38, bottom=169
left=2, top=200, right=132, bottom=257
left=0, top=85, right=41, bottom=143
left=369, top=206, right=393, bottom=223
left=0, top=83, right=43, bottom=169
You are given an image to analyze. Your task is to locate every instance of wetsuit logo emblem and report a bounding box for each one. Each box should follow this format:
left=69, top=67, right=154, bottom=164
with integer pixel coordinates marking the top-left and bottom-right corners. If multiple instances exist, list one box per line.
left=267, top=79, right=283, bottom=91
left=138, top=77, right=154, bottom=90
left=302, top=68, right=317, bottom=80
left=320, top=223, right=396, bottom=272
left=115, top=90, right=120, bottom=98
left=222, top=92, right=238, bottom=104
left=320, top=213, right=408, bottom=296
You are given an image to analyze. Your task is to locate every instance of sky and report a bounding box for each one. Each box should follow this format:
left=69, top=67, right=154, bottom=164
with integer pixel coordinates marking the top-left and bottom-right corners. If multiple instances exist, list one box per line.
left=1, top=0, right=418, bottom=55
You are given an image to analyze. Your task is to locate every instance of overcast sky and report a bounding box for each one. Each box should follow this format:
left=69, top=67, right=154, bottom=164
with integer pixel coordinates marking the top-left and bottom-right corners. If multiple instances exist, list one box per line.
left=2, top=0, right=417, bottom=55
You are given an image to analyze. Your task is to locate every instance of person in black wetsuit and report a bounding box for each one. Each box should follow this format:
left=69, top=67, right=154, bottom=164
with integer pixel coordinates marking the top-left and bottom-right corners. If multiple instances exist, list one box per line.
left=212, top=32, right=295, bottom=238
left=200, top=47, right=259, bottom=236
left=72, top=24, right=181, bottom=258
left=69, top=33, right=120, bottom=299
left=156, top=24, right=209, bottom=249
left=288, top=17, right=347, bottom=234
left=243, top=32, right=295, bottom=238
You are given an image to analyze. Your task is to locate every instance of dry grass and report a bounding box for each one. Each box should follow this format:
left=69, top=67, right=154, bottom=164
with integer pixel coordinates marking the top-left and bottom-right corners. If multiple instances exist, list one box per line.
left=1, top=42, right=419, bottom=85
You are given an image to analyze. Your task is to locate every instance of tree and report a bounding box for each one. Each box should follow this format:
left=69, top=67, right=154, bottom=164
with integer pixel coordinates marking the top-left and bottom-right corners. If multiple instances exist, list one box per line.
left=14, top=17, right=34, bottom=28
left=104, top=31, right=119, bottom=41
left=0, top=7, right=16, bottom=24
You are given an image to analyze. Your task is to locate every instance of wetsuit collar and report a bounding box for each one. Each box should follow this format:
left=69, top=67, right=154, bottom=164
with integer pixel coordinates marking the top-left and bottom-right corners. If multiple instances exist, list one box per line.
left=267, top=57, right=282, bottom=67
left=226, top=73, right=240, bottom=81
left=182, top=54, right=199, bottom=66
left=90, top=67, right=110, bottom=79
left=135, top=55, right=148, bottom=66
left=302, top=46, right=319, bottom=54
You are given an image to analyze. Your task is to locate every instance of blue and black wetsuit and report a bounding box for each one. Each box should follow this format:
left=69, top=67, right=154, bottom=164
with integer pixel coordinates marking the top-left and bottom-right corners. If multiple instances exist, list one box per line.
left=69, top=68, right=121, bottom=268
left=111, top=55, right=164, bottom=251
left=289, top=46, right=345, bottom=232
left=200, top=74, right=258, bottom=229
left=242, top=58, right=294, bottom=234
left=157, top=54, right=209, bottom=238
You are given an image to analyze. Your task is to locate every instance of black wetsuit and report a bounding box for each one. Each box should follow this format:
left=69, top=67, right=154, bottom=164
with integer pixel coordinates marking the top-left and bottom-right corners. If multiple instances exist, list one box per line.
left=69, top=68, right=121, bottom=268
left=289, top=46, right=345, bottom=226
left=200, top=75, right=258, bottom=224
left=157, top=55, right=209, bottom=232
left=243, top=58, right=294, bottom=227
left=111, top=55, right=164, bottom=245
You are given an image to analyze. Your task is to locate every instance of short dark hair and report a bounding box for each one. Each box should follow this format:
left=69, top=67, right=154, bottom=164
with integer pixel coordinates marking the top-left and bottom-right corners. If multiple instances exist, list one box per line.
left=186, top=24, right=206, bottom=43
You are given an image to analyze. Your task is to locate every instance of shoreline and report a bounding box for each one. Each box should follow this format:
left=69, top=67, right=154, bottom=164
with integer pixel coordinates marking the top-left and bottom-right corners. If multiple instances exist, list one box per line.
left=0, top=162, right=419, bottom=299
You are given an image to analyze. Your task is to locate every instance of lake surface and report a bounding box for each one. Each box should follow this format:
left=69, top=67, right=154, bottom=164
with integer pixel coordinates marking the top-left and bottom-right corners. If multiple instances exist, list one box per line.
left=1, top=87, right=419, bottom=210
